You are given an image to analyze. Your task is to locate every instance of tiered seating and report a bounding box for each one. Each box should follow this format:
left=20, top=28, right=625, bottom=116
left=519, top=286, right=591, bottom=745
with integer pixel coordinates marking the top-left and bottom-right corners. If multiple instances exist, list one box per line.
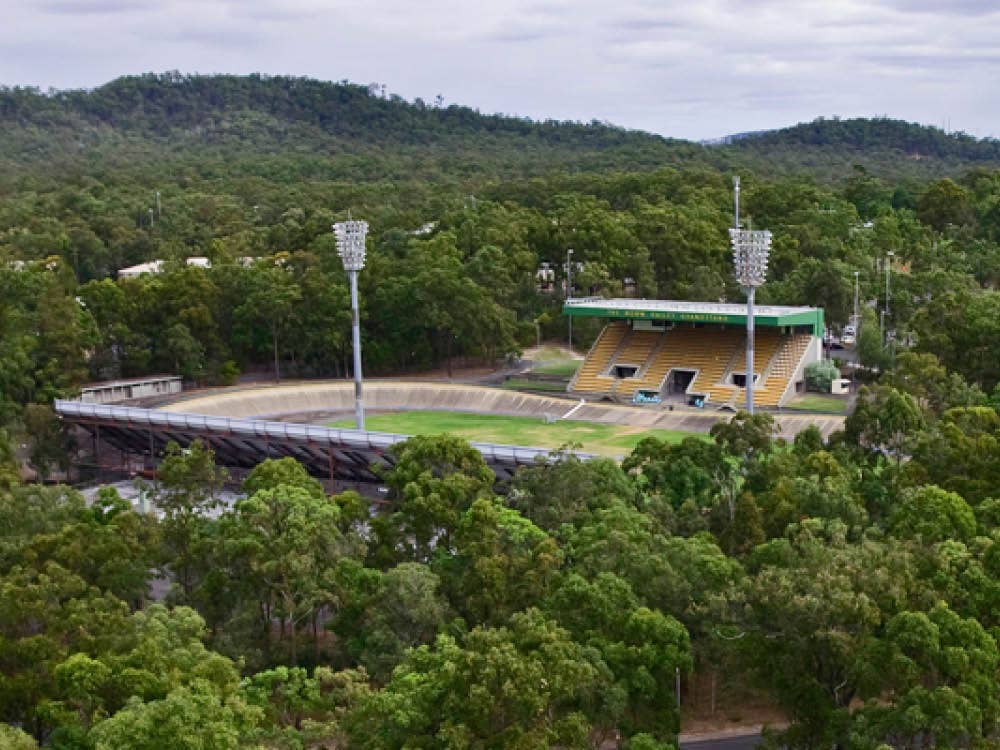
left=754, top=333, right=813, bottom=406
left=614, top=330, right=662, bottom=365
left=705, top=331, right=807, bottom=407
left=609, top=330, right=664, bottom=398
left=572, top=322, right=628, bottom=394
left=709, top=328, right=781, bottom=406
left=573, top=323, right=816, bottom=408
left=618, top=327, right=741, bottom=400
left=621, top=336, right=675, bottom=398
left=684, top=329, right=746, bottom=403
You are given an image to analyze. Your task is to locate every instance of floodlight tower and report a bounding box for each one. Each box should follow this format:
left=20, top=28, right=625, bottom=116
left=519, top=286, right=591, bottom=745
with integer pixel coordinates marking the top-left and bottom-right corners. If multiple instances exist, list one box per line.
left=333, top=219, right=369, bottom=430
left=730, top=226, right=772, bottom=415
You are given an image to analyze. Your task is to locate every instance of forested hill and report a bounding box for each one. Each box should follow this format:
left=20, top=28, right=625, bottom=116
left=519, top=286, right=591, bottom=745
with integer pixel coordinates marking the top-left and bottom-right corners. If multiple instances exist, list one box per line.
left=0, top=73, right=707, bottom=182
left=721, top=116, right=1000, bottom=180
left=1, top=72, right=676, bottom=149
left=2, top=73, right=999, bottom=183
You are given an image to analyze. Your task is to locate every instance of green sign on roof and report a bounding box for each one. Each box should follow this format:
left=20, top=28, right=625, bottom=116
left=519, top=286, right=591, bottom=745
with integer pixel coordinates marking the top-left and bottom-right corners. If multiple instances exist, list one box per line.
left=563, top=299, right=824, bottom=336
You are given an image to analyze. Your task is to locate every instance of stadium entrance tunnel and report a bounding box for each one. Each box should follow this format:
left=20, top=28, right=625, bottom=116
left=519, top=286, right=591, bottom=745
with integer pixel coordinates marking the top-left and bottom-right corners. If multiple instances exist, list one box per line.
left=668, top=370, right=696, bottom=394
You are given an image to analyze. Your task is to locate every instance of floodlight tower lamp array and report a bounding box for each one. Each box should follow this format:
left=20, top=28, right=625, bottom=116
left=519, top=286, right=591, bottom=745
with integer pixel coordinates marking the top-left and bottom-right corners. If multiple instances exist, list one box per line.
left=334, top=219, right=369, bottom=271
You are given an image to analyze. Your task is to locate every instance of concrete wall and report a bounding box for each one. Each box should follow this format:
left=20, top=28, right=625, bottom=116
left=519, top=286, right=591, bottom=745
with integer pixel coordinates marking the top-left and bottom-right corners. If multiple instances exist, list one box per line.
left=778, top=335, right=824, bottom=407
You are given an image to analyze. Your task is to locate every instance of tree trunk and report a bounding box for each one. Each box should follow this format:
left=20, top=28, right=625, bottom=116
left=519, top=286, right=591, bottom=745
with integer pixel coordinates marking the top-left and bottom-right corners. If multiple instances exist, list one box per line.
left=312, top=610, right=320, bottom=664
left=273, top=327, right=280, bottom=382
left=262, top=600, right=272, bottom=664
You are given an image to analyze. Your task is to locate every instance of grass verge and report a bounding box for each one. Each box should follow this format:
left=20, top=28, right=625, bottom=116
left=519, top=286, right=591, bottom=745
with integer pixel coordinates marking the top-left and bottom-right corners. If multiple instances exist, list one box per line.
left=787, top=394, right=849, bottom=414
left=501, top=379, right=570, bottom=393
left=530, top=360, right=580, bottom=377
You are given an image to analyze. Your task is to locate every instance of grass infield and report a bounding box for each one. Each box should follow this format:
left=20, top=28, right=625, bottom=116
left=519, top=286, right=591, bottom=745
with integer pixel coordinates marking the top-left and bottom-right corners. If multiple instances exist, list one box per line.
left=329, top=410, right=699, bottom=456
left=530, top=360, right=580, bottom=377
left=786, top=394, right=849, bottom=414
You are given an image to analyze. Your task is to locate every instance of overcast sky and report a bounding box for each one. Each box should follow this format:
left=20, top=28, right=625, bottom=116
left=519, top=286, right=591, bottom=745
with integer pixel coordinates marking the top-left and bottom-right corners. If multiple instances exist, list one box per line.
left=2, top=0, right=998, bottom=141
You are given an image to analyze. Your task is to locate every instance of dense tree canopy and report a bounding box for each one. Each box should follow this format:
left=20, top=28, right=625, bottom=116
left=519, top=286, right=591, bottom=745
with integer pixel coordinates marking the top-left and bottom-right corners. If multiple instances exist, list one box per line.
left=4, top=73, right=1000, bottom=748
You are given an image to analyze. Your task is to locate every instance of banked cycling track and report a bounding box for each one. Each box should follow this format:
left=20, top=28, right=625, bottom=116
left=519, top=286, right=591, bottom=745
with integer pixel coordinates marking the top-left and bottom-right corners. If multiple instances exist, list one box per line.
left=55, top=380, right=844, bottom=485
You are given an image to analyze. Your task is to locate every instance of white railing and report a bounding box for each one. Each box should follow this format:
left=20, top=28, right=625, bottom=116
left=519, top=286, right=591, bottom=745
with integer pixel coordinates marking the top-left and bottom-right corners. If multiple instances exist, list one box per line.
left=54, top=400, right=597, bottom=466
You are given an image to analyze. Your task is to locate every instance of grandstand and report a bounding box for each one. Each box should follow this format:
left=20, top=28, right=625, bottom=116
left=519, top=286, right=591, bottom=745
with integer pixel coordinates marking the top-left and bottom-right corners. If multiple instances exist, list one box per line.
left=565, top=298, right=823, bottom=408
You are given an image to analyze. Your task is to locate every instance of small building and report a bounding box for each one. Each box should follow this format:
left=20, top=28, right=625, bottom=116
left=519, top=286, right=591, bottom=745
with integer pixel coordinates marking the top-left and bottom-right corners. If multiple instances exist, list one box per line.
left=118, top=260, right=164, bottom=278
left=80, top=376, right=182, bottom=404
left=117, top=257, right=212, bottom=279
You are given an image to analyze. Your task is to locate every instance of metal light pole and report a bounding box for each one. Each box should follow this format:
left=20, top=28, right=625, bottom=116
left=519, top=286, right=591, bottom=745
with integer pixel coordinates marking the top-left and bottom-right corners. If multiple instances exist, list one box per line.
left=733, top=175, right=740, bottom=228
left=884, top=251, right=893, bottom=345
left=566, top=248, right=574, bottom=351
left=730, top=227, right=772, bottom=414
left=333, top=219, right=369, bottom=430
left=853, top=271, right=860, bottom=327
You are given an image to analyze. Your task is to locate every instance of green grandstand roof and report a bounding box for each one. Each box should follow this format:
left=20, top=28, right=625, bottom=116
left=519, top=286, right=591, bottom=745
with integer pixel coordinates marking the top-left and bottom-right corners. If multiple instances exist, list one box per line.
left=564, top=298, right=823, bottom=335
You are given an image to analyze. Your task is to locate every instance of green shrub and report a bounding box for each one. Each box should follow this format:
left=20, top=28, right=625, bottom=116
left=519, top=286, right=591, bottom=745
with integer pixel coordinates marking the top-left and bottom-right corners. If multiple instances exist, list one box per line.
left=217, top=360, right=241, bottom=386
left=805, top=360, right=840, bottom=392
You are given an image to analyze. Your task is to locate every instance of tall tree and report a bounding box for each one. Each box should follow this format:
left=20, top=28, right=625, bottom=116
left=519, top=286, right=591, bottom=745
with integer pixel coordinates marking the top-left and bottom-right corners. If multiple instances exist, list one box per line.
left=235, top=264, right=302, bottom=381
left=154, top=440, right=227, bottom=600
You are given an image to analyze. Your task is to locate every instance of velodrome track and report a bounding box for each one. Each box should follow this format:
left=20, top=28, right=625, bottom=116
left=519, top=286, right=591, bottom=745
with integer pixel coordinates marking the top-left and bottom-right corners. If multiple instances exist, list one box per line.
left=158, top=380, right=845, bottom=440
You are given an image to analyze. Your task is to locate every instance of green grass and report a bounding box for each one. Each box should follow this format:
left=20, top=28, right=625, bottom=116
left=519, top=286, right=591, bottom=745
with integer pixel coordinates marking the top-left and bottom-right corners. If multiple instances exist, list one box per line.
left=787, top=394, right=849, bottom=414
left=530, top=346, right=575, bottom=360
left=501, top=379, right=570, bottom=392
left=530, top=360, right=580, bottom=377
left=329, top=410, right=700, bottom=456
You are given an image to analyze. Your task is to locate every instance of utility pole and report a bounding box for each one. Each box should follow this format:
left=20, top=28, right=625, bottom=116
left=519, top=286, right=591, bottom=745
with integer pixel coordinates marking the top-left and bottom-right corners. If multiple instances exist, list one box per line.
left=884, top=251, right=893, bottom=346
left=148, top=208, right=154, bottom=228
left=155, top=190, right=161, bottom=218
left=853, top=271, right=860, bottom=327
left=566, top=248, right=574, bottom=351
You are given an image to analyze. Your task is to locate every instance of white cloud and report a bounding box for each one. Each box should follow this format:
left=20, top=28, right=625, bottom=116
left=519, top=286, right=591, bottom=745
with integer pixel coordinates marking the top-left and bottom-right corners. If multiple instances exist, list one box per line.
left=0, top=0, right=997, bottom=139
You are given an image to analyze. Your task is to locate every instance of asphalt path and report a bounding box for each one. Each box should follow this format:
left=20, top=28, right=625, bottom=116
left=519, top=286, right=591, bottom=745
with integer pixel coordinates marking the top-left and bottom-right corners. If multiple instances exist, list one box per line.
left=680, top=733, right=762, bottom=750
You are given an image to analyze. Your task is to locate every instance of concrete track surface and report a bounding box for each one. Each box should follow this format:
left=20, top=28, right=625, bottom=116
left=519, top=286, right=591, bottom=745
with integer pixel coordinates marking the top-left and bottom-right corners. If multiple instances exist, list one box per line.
left=161, top=381, right=844, bottom=439
left=680, top=733, right=762, bottom=750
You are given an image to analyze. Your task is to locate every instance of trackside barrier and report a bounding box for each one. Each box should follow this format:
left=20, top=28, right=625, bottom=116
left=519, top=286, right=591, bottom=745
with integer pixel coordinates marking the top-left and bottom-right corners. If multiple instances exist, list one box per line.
left=53, top=400, right=597, bottom=467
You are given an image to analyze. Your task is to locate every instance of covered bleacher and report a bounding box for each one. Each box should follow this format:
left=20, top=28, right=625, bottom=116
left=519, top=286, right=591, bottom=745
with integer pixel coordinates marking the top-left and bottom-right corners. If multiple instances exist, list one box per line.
left=565, top=298, right=823, bottom=408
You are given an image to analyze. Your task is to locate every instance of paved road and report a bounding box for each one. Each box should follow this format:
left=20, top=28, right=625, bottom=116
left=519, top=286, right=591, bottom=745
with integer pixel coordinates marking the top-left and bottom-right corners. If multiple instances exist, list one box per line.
left=681, top=733, right=762, bottom=750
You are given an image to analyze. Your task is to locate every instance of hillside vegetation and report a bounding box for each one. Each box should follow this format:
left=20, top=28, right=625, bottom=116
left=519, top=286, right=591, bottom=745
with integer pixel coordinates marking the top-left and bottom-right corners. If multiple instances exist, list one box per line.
left=0, top=73, right=707, bottom=183
left=727, top=116, right=1000, bottom=180
left=3, top=74, right=999, bottom=182
left=4, top=73, right=1000, bottom=750
left=3, top=74, right=1000, bottom=412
